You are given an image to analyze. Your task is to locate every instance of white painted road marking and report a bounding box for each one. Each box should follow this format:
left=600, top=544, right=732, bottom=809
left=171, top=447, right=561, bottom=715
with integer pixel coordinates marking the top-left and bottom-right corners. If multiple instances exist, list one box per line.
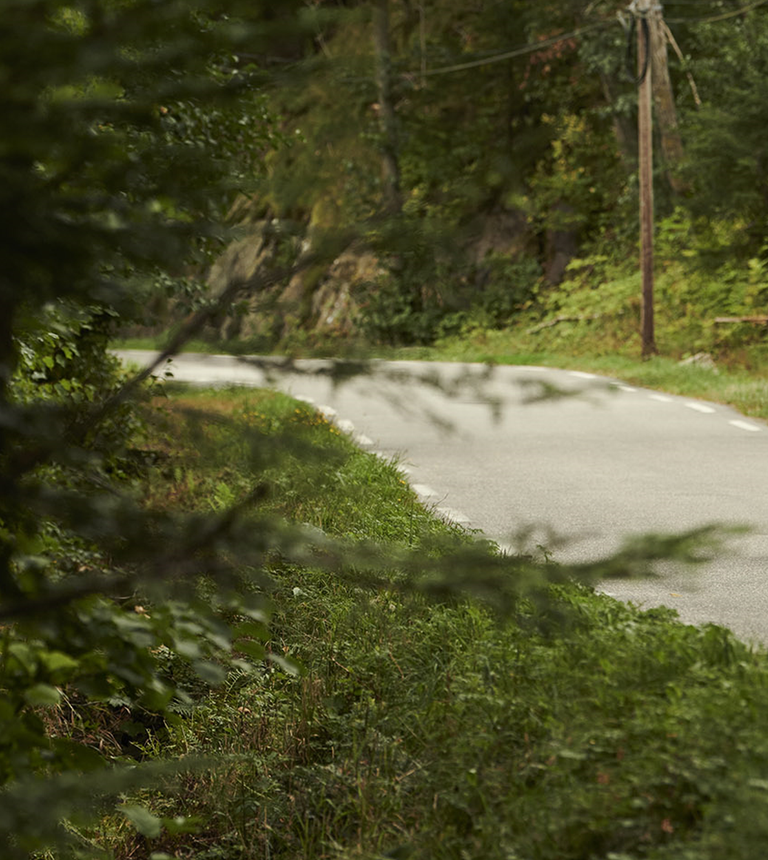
left=617, top=385, right=637, bottom=393
left=113, top=351, right=768, bottom=643
left=437, top=506, right=472, bottom=525
left=412, top=484, right=438, bottom=498
left=649, top=394, right=673, bottom=403
left=685, top=402, right=716, bottom=414
left=569, top=371, right=598, bottom=379
left=729, top=420, right=761, bottom=432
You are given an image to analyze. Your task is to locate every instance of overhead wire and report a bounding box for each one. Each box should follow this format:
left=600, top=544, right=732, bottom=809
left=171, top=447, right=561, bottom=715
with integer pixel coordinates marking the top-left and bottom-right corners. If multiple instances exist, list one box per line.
left=411, top=0, right=768, bottom=80
left=667, top=0, right=768, bottom=23
left=419, top=21, right=610, bottom=77
left=625, top=14, right=651, bottom=84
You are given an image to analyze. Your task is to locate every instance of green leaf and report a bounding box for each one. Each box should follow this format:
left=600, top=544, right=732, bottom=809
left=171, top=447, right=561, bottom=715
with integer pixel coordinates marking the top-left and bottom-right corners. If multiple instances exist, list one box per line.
left=8, top=642, right=36, bottom=674
left=23, top=683, right=61, bottom=707
left=172, top=637, right=202, bottom=660
left=121, top=804, right=162, bottom=839
left=557, top=749, right=587, bottom=761
left=142, top=685, right=174, bottom=712
left=236, top=639, right=266, bottom=661
left=192, top=660, right=226, bottom=685
left=233, top=620, right=269, bottom=641
left=267, top=653, right=304, bottom=676
left=240, top=606, right=270, bottom=623
left=40, top=650, right=80, bottom=675
left=162, top=814, right=202, bottom=835
left=51, top=738, right=107, bottom=771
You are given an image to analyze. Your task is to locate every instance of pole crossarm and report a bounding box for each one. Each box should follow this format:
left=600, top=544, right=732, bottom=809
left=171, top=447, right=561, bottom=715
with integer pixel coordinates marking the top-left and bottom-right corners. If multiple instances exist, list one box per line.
left=628, top=0, right=663, bottom=17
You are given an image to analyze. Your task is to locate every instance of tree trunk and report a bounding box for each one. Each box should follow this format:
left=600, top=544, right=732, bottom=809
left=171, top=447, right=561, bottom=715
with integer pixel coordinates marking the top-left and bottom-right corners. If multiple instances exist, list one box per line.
left=372, top=0, right=402, bottom=214
left=649, top=9, right=688, bottom=195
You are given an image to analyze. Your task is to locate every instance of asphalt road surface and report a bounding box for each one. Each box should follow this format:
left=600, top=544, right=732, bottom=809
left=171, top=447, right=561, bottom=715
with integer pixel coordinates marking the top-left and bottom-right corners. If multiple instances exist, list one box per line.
left=117, top=350, right=768, bottom=645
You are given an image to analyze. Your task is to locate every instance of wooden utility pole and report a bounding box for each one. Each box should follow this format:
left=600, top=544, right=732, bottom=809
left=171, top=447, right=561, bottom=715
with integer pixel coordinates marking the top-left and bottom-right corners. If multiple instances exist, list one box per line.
left=636, top=0, right=657, bottom=357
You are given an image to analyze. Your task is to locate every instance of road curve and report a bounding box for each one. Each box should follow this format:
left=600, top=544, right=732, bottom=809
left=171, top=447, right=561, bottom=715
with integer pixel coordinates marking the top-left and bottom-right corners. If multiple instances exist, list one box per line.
left=116, top=350, right=768, bottom=645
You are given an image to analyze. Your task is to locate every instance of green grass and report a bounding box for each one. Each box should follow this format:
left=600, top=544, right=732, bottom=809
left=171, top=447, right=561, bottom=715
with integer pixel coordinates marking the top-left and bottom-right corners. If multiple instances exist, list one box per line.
left=80, top=384, right=768, bottom=860
left=115, top=336, right=230, bottom=354
left=141, top=386, right=456, bottom=545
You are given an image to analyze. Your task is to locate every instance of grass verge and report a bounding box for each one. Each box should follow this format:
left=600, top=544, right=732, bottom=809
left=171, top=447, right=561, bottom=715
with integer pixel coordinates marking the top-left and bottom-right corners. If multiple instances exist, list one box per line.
left=78, top=384, right=768, bottom=860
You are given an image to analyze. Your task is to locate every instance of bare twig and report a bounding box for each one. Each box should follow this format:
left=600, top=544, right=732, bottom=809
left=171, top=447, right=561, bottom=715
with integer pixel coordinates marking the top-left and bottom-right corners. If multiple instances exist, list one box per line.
left=714, top=315, right=768, bottom=324
left=7, top=240, right=352, bottom=482
left=662, top=21, right=701, bottom=109
left=527, top=314, right=601, bottom=334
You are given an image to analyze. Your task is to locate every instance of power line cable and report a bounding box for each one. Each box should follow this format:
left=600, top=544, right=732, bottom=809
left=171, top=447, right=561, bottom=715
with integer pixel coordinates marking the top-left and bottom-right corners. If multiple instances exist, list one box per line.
left=625, top=15, right=651, bottom=84
left=419, top=21, right=610, bottom=77
left=412, top=0, right=767, bottom=80
left=667, top=0, right=768, bottom=23
left=664, top=0, right=742, bottom=5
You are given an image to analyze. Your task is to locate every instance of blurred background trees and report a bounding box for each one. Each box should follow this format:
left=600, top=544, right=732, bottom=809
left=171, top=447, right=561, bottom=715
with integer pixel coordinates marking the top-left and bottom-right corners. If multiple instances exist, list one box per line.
left=176, top=0, right=768, bottom=348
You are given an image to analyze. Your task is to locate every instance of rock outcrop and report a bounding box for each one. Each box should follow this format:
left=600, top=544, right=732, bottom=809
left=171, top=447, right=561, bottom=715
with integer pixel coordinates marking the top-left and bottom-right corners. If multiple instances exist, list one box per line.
left=201, top=205, right=558, bottom=343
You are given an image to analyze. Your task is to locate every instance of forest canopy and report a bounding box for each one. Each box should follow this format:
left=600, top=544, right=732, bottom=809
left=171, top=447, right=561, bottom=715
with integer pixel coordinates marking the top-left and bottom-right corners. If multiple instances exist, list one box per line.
left=118, top=0, right=768, bottom=351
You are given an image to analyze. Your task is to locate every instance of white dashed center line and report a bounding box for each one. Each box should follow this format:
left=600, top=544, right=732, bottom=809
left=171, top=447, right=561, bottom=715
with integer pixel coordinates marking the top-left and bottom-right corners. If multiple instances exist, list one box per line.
left=436, top=506, right=472, bottom=525
left=729, top=420, right=761, bottom=432
left=300, top=370, right=765, bottom=548
left=685, top=402, right=716, bottom=414
left=412, top=484, right=437, bottom=499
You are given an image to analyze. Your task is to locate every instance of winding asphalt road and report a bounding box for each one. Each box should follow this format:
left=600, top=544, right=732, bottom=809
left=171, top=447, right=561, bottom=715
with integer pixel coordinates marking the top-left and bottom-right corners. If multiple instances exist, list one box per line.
left=117, top=350, right=768, bottom=645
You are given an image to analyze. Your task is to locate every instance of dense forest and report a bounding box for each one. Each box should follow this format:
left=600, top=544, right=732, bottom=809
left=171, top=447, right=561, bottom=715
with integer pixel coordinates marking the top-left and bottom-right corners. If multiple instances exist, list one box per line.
left=5, top=1, right=768, bottom=858
left=135, top=0, right=768, bottom=358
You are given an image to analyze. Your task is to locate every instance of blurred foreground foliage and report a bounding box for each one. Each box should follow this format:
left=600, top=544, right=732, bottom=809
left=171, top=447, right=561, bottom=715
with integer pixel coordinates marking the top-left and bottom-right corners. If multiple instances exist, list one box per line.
left=0, top=0, right=290, bottom=853
left=0, top=2, right=761, bottom=858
